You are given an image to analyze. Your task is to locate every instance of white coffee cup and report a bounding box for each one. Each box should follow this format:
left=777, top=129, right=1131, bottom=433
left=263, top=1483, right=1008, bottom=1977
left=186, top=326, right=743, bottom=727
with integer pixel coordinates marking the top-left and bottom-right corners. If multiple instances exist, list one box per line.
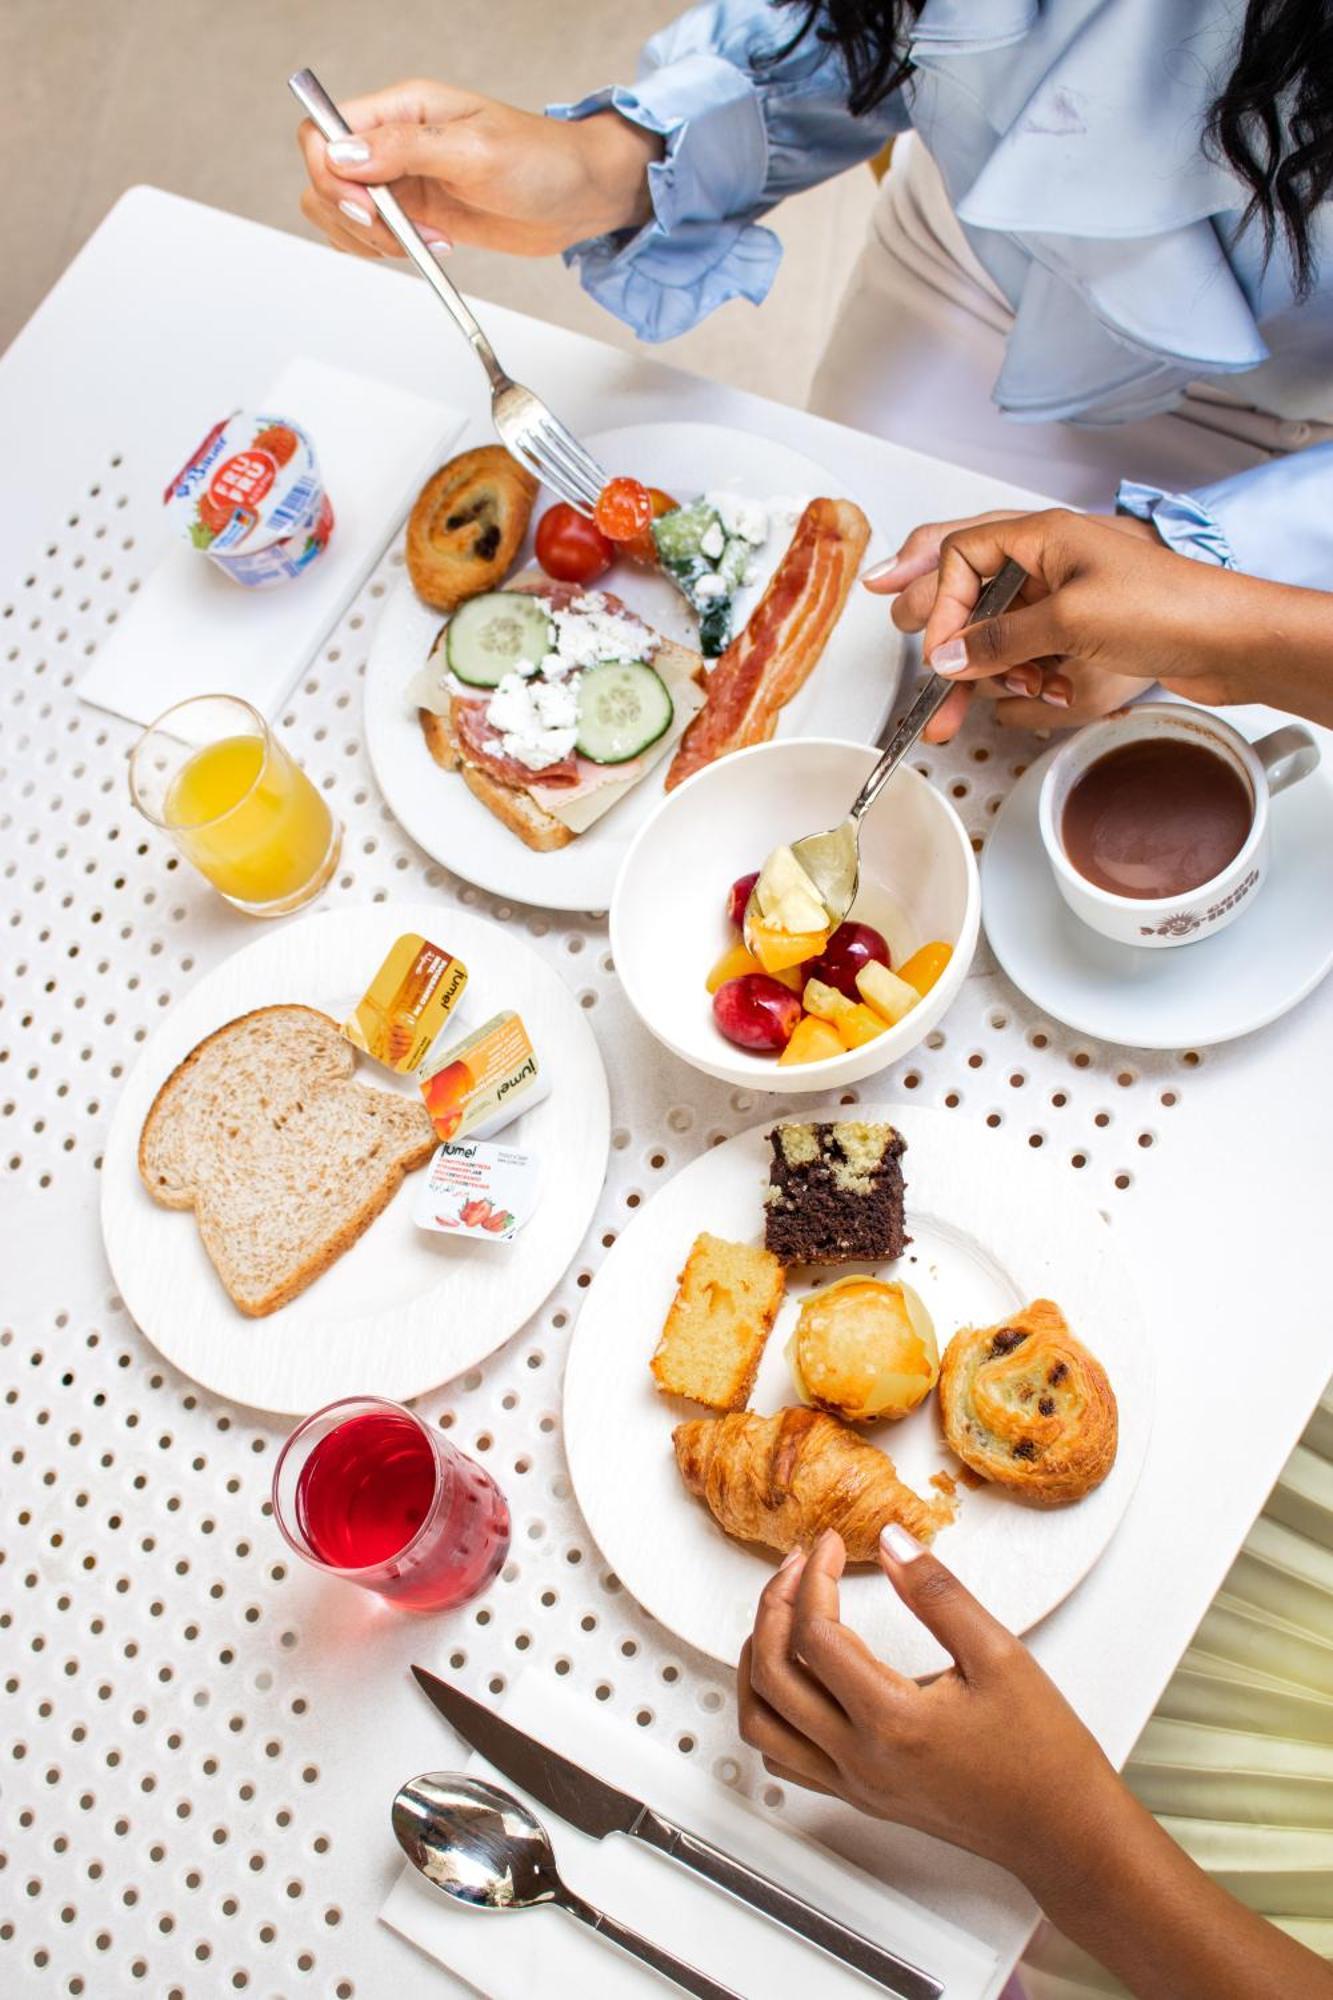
left=1037, top=703, right=1319, bottom=949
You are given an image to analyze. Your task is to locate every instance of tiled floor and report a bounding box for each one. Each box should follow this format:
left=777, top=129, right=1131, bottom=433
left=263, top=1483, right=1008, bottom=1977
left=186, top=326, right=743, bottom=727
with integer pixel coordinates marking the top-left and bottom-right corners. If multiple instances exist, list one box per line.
left=5, top=0, right=875, bottom=401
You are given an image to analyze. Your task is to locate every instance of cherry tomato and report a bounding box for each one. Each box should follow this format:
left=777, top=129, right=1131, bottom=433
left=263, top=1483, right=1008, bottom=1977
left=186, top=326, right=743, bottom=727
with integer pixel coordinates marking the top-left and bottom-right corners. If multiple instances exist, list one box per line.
left=622, top=487, right=678, bottom=569
left=594, top=476, right=654, bottom=543
left=802, top=922, right=891, bottom=1001
left=534, top=502, right=613, bottom=585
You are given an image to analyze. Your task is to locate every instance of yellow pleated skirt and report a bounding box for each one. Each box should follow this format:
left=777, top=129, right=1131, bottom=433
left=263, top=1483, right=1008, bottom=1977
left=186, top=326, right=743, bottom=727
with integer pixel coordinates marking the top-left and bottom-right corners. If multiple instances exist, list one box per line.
left=1021, top=1388, right=1333, bottom=1994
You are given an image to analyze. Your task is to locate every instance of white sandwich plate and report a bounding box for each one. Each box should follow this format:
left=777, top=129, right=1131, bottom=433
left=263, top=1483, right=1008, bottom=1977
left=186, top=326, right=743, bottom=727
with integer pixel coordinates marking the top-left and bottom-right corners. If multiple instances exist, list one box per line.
left=364, top=420, right=901, bottom=911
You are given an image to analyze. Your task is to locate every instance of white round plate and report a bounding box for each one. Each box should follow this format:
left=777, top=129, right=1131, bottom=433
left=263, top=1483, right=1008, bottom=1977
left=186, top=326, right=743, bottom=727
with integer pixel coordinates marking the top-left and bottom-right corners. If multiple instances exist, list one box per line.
left=983, top=729, right=1333, bottom=1049
left=364, top=421, right=899, bottom=911
left=563, top=1107, right=1152, bottom=1679
left=101, top=904, right=609, bottom=1414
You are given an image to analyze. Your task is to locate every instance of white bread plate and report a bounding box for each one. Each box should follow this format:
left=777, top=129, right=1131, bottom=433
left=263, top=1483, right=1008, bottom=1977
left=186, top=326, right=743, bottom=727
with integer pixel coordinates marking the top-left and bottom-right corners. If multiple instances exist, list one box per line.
left=100, top=904, right=609, bottom=1414
left=611, top=738, right=980, bottom=1093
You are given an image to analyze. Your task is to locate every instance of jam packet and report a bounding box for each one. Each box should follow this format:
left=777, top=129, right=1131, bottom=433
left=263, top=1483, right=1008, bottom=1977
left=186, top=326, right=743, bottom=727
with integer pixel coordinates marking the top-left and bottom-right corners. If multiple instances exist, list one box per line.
left=413, top=1140, right=539, bottom=1244
left=419, top=1010, right=549, bottom=1142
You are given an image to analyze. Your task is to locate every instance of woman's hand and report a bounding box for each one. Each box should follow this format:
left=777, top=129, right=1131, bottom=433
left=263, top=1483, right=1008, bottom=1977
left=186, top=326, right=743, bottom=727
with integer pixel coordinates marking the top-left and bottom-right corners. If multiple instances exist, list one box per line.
left=865, top=509, right=1164, bottom=742
left=738, top=1527, right=1124, bottom=1884
left=297, top=80, right=660, bottom=264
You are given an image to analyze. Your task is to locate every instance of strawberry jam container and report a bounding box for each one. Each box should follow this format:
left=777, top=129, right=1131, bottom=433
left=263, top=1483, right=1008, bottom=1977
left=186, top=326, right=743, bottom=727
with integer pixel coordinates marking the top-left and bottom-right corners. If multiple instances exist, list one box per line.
left=163, top=411, right=335, bottom=587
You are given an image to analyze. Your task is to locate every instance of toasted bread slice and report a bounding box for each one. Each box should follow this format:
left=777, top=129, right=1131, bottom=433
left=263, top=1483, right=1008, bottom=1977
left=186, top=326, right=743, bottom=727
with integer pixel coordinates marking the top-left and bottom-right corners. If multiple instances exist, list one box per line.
left=651, top=1232, right=787, bottom=1411
left=138, top=1005, right=437, bottom=1318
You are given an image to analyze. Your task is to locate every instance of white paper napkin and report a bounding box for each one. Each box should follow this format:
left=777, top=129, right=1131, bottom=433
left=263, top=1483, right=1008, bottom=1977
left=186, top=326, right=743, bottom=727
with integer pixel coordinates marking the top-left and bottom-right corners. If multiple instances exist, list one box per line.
left=379, top=1676, right=1001, bottom=1999
left=78, top=356, right=466, bottom=726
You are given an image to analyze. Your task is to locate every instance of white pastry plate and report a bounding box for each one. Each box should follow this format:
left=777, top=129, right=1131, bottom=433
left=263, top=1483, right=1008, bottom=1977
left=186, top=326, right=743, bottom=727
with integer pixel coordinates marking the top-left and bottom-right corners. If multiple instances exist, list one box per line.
left=563, top=1107, right=1152, bottom=1681
left=364, top=420, right=900, bottom=911
left=982, top=729, right=1333, bottom=1048
left=101, top=904, right=609, bottom=1415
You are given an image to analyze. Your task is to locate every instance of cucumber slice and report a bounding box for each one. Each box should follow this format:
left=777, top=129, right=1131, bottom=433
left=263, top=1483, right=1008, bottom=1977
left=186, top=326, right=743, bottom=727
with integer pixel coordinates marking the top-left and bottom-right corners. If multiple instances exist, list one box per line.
left=446, top=592, right=554, bottom=688
left=575, top=661, right=674, bottom=765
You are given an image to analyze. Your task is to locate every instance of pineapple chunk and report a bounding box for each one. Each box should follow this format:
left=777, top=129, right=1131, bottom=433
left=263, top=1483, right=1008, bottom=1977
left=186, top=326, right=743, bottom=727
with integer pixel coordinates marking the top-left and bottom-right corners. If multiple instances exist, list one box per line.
left=750, top=918, right=828, bottom=976
left=755, top=844, right=829, bottom=936
left=777, top=1015, right=844, bottom=1066
left=856, top=961, right=920, bottom=1027
left=800, top=977, right=853, bottom=1025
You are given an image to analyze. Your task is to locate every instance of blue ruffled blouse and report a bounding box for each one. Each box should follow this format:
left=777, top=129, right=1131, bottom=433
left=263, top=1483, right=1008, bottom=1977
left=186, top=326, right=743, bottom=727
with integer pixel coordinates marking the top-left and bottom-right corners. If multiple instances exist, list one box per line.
left=550, top=0, right=1333, bottom=589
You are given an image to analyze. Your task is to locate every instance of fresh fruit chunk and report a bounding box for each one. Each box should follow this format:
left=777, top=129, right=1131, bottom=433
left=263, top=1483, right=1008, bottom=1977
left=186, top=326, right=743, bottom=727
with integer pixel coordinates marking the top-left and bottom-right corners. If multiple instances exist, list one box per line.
left=726, top=870, right=760, bottom=932
left=594, top=477, right=654, bottom=542
left=622, top=487, right=677, bottom=568
left=777, top=1016, right=844, bottom=1066
left=535, top=502, right=613, bottom=584
left=802, top=921, right=891, bottom=1000
left=856, top=961, right=920, bottom=1027
left=897, top=941, right=954, bottom=997
left=833, top=1004, right=888, bottom=1051
left=799, top=980, right=885, bottom=1051
left=712, top=975, right=803, bottom=1052
left=706, top=942, right=764, bottom=995
left=754, top=844, right=829, bottom=937
left=750, top=919, right=829, bottom=976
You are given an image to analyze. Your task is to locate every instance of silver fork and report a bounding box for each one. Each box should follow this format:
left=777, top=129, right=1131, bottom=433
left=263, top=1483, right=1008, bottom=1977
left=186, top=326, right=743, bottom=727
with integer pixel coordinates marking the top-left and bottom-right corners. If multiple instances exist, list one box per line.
left=289, top=68, right=609, bottom=515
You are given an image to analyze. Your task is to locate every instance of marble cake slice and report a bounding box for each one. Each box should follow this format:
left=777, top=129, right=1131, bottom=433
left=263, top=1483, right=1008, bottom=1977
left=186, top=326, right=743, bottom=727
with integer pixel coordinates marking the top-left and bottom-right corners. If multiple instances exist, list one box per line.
left=763, top=1121, right=908, bottom=1266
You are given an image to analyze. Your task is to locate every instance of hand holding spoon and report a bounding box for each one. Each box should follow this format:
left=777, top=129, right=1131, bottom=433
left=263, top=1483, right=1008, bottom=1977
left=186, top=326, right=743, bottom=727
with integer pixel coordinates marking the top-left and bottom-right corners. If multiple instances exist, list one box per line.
left=744, top=559, right=1027, bottom=949
left=393, top=1772, right=741, bottom=1999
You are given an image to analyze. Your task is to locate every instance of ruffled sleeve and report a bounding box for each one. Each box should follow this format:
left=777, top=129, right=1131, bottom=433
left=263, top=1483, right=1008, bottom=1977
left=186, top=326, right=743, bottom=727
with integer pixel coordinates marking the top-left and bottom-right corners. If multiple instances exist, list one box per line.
left=547, top=0, right=907, bottom=341
left=1118, top=444, right=1333, bottom=589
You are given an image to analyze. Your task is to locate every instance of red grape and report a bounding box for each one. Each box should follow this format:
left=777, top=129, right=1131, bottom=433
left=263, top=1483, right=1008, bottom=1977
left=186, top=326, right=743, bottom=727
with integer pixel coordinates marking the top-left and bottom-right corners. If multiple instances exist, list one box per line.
left=726, top=871, right=760, bottom=931
left=802, top=921, right=891, bottom=1000
left=712, top=975, right=803, bottom=1053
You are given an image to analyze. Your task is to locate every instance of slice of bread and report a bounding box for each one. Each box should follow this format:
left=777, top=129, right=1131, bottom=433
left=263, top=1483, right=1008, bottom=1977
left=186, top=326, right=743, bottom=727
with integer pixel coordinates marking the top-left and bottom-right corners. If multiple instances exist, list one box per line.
left=651, top=1232, right=786, bottom=1411
left=138, top=1005, right=437, bottom=1318
left=417, top=704, right=574, bottom=850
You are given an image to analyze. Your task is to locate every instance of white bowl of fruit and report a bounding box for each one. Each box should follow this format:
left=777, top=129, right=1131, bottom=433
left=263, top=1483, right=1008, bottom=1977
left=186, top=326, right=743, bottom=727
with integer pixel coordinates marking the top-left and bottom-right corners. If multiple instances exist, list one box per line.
left=610, top=737, right=980, bottom=1091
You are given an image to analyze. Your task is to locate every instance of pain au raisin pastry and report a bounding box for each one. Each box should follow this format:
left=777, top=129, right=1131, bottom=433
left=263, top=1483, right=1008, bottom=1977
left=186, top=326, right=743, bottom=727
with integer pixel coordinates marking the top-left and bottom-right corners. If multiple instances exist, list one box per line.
left=673, top=1407, right=954, bottom=1559
left=938, top=1299, right=1117, bottom=1505
left=406, top=445, right=537, bottom=610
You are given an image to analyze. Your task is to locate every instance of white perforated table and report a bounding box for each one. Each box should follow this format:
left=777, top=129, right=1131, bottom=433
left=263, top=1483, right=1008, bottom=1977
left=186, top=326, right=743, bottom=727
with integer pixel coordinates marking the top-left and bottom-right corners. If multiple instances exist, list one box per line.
left=3, top=188, right=1331, bottom=2000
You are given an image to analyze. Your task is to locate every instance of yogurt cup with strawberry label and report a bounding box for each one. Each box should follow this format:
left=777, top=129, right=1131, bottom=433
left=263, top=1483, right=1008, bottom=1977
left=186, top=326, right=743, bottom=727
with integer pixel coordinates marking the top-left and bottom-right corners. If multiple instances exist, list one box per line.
left=163, top=411, right=335, bottom=587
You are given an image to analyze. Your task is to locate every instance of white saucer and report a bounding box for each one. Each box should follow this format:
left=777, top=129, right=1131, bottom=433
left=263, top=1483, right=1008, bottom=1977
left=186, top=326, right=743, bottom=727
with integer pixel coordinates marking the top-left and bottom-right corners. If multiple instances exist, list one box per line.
left=982, top=726, right=1333, bottom=1049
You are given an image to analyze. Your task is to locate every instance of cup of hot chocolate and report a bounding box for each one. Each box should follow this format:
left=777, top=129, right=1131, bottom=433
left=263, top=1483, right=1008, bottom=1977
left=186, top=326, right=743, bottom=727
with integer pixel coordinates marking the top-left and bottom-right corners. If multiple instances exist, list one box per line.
left=1037, top=703, right=1319, bottom=949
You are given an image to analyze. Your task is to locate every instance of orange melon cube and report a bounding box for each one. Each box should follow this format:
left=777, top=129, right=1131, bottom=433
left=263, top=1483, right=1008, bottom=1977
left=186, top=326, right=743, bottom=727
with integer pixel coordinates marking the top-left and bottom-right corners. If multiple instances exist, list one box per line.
left=833, top=1003, right=887, bottom=1051
left=897, top=941, right=953, bottom=997
left=750, top=919, right=828, bottom=976
left=777, top=1015, right=844, bottom=1066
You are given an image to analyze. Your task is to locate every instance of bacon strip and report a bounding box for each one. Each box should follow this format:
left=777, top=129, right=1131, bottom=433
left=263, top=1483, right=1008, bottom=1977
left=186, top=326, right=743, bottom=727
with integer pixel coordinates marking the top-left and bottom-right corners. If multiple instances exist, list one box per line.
left=665, top=498, right=870, bottom=791
left=451, top=697, right=581, bottom=788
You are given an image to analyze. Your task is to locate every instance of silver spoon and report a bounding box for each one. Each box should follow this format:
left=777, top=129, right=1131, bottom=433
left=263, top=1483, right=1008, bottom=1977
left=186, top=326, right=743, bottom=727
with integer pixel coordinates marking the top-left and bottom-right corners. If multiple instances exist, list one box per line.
left=393, top=1772, right=741, bottom=1999
left=744, top=559, right=1028, bottom=949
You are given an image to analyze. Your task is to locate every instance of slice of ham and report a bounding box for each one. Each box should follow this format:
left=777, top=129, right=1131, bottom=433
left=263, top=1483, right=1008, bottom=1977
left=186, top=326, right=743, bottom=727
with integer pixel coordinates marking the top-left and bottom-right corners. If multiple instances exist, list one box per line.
left=451, top=697, right=581, bottom=789
left=665, top=497, right=870, bottom=791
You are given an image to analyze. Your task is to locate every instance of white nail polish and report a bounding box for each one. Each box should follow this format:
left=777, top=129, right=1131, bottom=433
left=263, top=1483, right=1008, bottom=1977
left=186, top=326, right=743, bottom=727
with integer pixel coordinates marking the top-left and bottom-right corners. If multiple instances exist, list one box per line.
left=881, top=1523, right=924, bottom=1564
left=929, top=639, right=967, bottom=676
left=338, top=199, right=372, bottom=227
left=861, top=557, right=901, bottom=584
left=327, top=137, right=371, bottom=166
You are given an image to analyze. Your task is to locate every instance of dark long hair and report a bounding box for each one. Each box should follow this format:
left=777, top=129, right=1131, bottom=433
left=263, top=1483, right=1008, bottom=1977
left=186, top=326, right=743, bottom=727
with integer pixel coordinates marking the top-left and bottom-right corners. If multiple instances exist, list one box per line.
left=778, top=0, right=1333, bottom=294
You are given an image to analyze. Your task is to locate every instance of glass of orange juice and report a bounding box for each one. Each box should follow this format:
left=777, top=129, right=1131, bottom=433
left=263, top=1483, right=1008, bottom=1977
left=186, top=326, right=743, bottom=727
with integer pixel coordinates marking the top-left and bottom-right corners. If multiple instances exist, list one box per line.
left=129, top=695, right=341, bottom=915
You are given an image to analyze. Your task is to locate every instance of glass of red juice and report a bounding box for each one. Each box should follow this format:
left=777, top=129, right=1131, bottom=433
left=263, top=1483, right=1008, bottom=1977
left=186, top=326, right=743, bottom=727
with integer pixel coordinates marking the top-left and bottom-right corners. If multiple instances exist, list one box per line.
left=271, top=1397, right=510, bottom=1611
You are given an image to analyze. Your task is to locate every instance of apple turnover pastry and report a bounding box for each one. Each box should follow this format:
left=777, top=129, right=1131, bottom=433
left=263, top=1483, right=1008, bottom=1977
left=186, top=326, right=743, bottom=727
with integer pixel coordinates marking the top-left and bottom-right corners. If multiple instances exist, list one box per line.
left=938, top=1299, right=1117, bottom=1505
left=672, top=1406, right=954, bottom=1559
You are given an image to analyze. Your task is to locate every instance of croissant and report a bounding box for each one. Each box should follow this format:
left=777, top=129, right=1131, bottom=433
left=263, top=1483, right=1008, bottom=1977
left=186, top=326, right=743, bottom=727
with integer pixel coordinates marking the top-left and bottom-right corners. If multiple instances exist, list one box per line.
left=938, top=1299, right=1117, bottom=1506
left=672, top=1407, right=953, bottom=1560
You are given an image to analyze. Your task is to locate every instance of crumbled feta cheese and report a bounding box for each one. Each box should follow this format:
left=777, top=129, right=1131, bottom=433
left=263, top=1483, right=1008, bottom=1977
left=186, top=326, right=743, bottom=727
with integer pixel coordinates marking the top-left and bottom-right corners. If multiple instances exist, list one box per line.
left=536, top=649, right=572, bottom=679
left=485, top=672, right=539, bottom=738
left=503, top=726, right=577, bottom=771
left=743, top=561, right=762, bottom=586
left=700, top=520, right=725, bottom=561
left=531, top=677, right=579, bottom=729
left=551, top=601, right=657, bottom=670
left=709, top=492, right=769, bottom=545
left=692, top=573, right=728, bottom=601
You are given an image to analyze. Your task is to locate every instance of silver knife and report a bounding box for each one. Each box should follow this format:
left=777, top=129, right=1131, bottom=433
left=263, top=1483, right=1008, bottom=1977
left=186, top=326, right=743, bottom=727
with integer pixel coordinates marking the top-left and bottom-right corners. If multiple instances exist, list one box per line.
left=411, top=1666, right=944, bottom=2000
